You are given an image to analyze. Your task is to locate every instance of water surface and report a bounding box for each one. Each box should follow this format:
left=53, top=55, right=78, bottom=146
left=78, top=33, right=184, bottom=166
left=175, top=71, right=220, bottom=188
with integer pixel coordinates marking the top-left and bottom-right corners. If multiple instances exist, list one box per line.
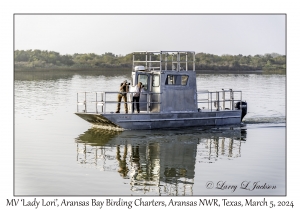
left=14, top=70, right=286, bottom=196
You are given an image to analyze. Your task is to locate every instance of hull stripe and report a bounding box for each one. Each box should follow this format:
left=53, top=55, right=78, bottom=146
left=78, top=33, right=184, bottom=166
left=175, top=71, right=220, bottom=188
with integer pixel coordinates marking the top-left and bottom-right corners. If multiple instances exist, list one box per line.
left=117, top=116, right=240, bottom=123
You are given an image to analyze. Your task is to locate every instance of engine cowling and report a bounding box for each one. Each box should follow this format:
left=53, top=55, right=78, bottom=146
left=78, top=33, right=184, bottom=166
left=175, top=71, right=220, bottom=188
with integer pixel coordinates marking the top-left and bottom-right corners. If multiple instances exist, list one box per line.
left=235, top=101, right=247, bottom=121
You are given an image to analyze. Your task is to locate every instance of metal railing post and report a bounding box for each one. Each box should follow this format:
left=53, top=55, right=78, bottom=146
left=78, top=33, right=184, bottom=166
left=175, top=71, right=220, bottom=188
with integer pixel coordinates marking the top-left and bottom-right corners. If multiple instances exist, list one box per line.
left=216, top=92, right=219, bottom=111
left=84, top=92, right=87, bottom=113
left=160, top=52, right=162, bottom=72
left=101, top=92, right=104, bottom=113
left=240, top=91, right=243, bottom=109
left=210, top=92, right=212, bottom=111
left=222, top=90, right=225, bottom=110
left=186, top=52, right=188, bottom=71
left=77, top=93, right=78, bottom=112
left=147, top=93, right=150, bottom=113
left=149, top=54, right=152, bottom=70
left=177, top=52, right=180, bottom=71
left=96, top=92, right=98, bottom=113
left=230, top=90, right=234, bottom=110
left=165, top=52, right=168, bottom=71
left=104, top=92, right=106, bottom=113
left=145, top=51, right=148, bottom=70
left=130, top=92, right=133, bottom=114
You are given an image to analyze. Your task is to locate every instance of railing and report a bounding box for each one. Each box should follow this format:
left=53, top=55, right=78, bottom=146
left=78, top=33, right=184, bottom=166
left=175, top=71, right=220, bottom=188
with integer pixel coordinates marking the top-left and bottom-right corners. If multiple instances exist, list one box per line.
left=197, top=89, right=243, bottom=111
left=77, top=89, right=242, bottom=114
left=77, top=91, right=161, bottom=114
left=132, top=51, right=196, bottom=72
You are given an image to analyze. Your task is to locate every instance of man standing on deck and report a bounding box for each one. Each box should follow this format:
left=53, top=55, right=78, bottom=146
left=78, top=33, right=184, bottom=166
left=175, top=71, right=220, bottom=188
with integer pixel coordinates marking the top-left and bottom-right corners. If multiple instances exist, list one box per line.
left=132, top=82, right=143, bottom=113
left=116, top=80, right=129, bottom=113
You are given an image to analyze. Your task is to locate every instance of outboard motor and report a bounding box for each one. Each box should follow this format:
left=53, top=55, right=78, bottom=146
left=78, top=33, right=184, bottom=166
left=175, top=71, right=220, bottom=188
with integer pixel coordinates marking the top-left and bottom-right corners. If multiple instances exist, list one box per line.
left=235, top=101, right=247, bottom=121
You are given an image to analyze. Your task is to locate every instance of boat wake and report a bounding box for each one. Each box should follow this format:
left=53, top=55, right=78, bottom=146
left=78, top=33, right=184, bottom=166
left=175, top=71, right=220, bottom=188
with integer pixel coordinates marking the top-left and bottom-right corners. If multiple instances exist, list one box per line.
left=243, top=116, right=285, bottom=124
left=92, top=124, right=124, bottom=131
left=242, top=116, right=286, bottom=128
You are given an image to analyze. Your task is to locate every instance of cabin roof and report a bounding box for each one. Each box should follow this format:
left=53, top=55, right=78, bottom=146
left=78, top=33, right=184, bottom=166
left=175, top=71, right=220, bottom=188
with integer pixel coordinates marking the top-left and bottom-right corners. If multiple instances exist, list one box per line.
left=132, top=50, right=196, bottom=72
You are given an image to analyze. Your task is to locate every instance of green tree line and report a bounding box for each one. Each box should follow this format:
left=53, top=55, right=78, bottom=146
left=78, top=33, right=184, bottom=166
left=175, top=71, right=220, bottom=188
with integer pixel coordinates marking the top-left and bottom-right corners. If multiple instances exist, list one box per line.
left=14, top=49, right=286, bottom=72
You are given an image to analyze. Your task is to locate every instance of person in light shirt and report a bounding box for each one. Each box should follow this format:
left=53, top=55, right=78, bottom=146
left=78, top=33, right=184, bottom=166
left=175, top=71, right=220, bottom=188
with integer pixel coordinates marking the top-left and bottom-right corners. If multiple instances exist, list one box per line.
left=132, top=82, right=144, bottom=113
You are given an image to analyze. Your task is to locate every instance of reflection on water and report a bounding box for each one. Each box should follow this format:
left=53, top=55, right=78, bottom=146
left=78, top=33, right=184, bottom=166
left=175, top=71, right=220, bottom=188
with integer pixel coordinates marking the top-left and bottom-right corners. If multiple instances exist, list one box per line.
left=75, top=127, right=247, bottom=195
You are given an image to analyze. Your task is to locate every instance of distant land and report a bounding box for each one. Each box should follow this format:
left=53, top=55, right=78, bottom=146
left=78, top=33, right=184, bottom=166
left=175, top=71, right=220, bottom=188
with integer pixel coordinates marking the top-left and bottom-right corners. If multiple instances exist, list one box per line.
left=14, top=50, right=286, bottom=72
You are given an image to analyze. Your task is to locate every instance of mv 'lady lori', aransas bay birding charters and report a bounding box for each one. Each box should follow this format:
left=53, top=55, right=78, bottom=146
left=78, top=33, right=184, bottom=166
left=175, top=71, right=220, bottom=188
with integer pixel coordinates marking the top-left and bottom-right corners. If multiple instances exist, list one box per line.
left=75, top=51, right=247, bottom=130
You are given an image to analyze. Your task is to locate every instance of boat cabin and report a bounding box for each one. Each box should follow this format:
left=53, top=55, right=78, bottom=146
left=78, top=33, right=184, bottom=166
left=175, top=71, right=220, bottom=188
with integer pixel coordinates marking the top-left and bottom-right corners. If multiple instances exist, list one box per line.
left=130, top=51, right=197, bottom=113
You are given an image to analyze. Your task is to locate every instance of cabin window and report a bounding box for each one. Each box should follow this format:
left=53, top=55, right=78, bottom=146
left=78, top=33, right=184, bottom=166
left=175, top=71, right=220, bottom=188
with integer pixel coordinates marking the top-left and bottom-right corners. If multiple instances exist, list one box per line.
left=152, top=75, right=160, bottom=87
left=138, top=74, right=148, bottom=90
left=165, top=75, right=189, bottom=86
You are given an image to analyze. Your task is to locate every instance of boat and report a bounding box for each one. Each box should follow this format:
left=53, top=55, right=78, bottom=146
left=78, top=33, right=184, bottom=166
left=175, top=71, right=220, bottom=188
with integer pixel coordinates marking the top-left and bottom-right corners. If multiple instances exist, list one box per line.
left=75, top=51, right=247, bottom=130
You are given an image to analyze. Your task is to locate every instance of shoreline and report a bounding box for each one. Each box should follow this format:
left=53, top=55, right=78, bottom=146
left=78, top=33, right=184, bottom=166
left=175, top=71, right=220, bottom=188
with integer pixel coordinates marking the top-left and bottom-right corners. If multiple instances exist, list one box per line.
left=14, top=68, right=285, bottom=74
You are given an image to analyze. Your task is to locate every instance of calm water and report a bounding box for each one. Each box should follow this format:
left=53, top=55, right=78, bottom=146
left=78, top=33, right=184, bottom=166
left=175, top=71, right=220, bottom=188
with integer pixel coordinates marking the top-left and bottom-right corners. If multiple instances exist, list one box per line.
left=14, top=70, right=286, bottom=196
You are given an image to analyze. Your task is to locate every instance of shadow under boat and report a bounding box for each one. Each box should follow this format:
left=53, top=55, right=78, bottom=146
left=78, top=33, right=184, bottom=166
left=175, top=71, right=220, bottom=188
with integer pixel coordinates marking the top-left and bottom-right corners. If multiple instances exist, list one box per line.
left=76, top=126, right=246, bottom=146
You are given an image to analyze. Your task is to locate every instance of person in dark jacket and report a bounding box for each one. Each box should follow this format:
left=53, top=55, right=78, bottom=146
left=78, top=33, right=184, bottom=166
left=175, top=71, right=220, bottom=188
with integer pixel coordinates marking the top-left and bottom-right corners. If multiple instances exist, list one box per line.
left=116, top=80, right=129, bottom=113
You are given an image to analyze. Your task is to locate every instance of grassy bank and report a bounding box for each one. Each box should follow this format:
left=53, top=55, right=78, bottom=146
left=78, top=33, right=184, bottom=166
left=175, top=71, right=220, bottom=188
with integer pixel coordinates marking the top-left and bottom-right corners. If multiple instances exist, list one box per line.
left=14, top=49, right=286, bottom=73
